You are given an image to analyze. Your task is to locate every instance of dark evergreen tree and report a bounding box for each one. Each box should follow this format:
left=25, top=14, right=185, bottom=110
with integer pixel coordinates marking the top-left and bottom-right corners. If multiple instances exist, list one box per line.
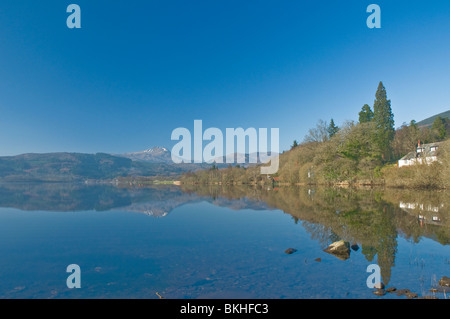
left=359, top=104, right=374, bottom=123
left=431, top=116, right=447, bottom=141
left=373, top=82, right=395, bottom=161
left=291, top=140, right=299, bottom=149
left=327, top=118, right=339, bottom=138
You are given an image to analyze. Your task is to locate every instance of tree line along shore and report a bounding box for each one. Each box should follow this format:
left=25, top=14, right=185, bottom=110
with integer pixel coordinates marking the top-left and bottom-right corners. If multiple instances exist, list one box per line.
left=180, top=82, right=450, bottom=190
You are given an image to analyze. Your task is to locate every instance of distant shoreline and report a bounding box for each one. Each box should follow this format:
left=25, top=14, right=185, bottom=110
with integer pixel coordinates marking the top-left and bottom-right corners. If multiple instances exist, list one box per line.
left=0, top=177, right=447, bottom=191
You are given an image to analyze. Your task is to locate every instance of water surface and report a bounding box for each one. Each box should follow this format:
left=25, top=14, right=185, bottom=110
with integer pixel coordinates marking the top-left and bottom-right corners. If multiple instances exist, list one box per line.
left=0, top=183, right=448, bottom=299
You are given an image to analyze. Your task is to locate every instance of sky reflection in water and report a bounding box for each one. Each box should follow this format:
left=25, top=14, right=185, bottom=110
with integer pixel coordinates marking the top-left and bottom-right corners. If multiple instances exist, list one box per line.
left=0, top=184, right=448, bottom=299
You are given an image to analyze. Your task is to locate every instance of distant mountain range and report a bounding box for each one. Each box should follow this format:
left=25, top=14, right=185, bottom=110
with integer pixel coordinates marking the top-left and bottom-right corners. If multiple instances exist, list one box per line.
left=116, top=147, right=174, bottom=163
left=0, top=151, right=206, bottom=183
left=0, top=146, right=260, bottom=182
left=116, top=147, right=277, bottom=166
left=416, top=110, right=450, bottom=127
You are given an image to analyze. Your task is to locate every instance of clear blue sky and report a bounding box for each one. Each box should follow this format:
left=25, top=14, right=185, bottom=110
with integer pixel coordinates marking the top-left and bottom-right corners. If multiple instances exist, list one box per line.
left=1, top=0, right=449, bottom=156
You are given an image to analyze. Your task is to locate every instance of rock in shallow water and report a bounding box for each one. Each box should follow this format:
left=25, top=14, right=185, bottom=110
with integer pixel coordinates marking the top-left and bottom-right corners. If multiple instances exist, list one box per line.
left=372, top=289, right=386, bottom=296
left=374, top=282, right=385, bottom=289
left=386, top=287, right=397, bottom=293
left=438, top=276, right=450, bottom=287
left=430, top=286, right=450, bottom=293
left=405, top=292, right=418, bottom=299
left=285, top=248, right=297, bottom=254
left=323, top=240, right=350, bottom=261
left=396, top=289, right=410, bottom=296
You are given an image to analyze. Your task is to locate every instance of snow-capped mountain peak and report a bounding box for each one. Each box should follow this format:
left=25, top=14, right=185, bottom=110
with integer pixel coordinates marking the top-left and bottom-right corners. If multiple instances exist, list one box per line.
left=118, top=147, right=173, bottom=163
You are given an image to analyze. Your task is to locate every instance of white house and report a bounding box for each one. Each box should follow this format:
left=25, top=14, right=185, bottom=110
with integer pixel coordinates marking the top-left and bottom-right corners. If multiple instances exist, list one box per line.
left=398, top=141, right=442, bottom=167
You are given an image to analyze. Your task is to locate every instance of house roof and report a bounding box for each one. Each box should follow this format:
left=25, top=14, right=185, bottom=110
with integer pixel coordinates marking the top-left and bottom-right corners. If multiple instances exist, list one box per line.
left=400, top=141, right=442, bottom=161
left=421, top=142, right=442, bottom=148
left=399, top=151, right=417, bottom=161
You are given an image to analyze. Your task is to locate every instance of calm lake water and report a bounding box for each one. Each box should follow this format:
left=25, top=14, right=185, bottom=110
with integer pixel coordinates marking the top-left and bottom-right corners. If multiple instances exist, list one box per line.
left=0, top=183, right=448, bottom=299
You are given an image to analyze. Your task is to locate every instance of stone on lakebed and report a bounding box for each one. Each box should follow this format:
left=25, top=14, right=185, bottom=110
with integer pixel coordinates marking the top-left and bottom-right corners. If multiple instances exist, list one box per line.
left=438, top=276, right=450, bottom=287
left=285, top=248, right=297, bottom=255
left=323, top=240, right=351, bottom=261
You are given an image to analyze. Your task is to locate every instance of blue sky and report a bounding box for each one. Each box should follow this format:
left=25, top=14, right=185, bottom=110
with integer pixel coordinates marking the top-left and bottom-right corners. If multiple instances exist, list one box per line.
left=0, top=0, right=449, bottom=156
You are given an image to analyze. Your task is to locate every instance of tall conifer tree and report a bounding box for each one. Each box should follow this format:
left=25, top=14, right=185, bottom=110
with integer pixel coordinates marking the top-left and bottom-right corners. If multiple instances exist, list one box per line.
left=373, top=82, right=395, bottom=161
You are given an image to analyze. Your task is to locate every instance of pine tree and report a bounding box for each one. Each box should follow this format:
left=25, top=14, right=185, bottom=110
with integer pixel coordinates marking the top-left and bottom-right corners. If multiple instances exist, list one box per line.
left=327, top=119, right=339, bottom=138
left=359, top=104, right=374, bottom=123
left=431, top=116, right=447, bottom=141
left=372, top=82, right=395, bottom=161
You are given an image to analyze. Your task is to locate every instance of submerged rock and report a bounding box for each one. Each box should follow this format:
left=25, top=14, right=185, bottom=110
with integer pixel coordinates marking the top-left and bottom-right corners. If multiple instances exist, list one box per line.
left=386, top=287, right=397, bottom=293
left=372, top=289, right=386, bottom=296
left=323, top=240, right=350, bottom=261
left=438, top=276, right=450, bottom=287
left=350, top=243, right=359, bottom=251
left=396, top=289, right=410, bottom=296
left=285, top=248, right=297, bottom=255
left=405, top=292, right=418, bottom=299
left=374, top=282, right=385, bottom=290
left=430, top=286, right=450, bottom=293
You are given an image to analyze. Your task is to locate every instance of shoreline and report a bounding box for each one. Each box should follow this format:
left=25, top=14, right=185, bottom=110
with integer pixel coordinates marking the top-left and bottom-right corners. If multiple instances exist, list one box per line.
left=0, top=178, right=447, bottom=191
left=177, top=181, right=449, bottom=191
